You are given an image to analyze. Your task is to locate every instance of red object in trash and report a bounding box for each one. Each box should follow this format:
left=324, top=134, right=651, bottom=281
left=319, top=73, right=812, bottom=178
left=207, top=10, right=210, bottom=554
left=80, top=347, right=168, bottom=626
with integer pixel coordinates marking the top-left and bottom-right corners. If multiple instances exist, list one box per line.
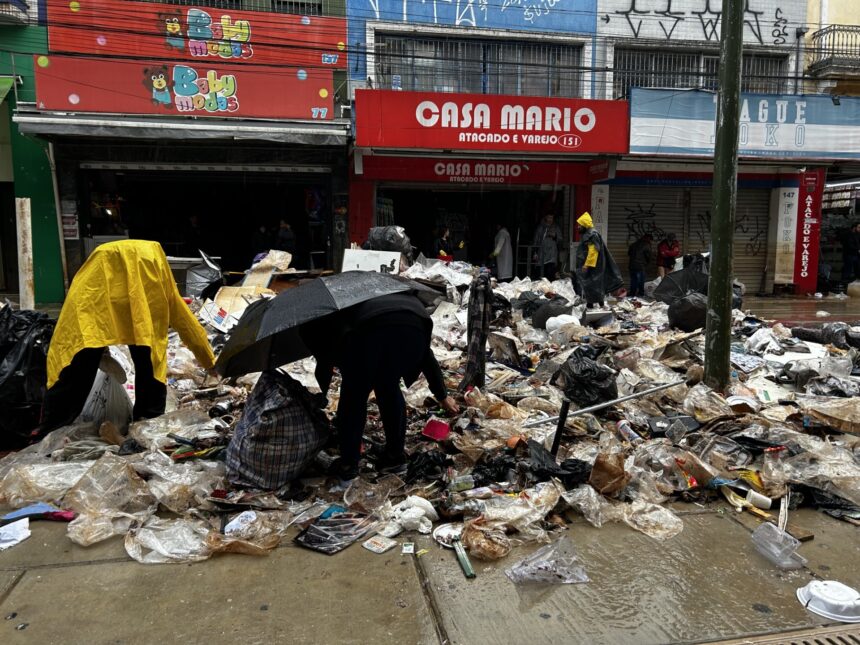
left=422, top=419, right=451, bottom=441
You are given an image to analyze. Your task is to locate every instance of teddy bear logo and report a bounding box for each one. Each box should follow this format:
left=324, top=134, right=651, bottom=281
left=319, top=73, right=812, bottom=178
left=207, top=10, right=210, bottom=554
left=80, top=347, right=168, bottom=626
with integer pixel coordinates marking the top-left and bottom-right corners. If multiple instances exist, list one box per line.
left=159, top=10, right=184, bottom=52
left=143, top=65, right=172, bottom=107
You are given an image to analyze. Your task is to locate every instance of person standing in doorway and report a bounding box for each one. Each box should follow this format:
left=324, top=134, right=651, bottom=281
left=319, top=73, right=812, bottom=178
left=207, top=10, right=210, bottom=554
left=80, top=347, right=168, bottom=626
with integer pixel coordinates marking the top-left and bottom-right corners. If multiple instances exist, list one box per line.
left=532, top=214, right=561, bottom=280
left=628, top=234, right=652, bottom=297
left=840, top=222, right=860, bottom=283
left=435, top=226, right=454, bottom=260
left=574, top=212, right=624, bottom=308
left=276, top=219, right=297, bottom=255
left=490, top=223, right=513, bottom=281
left=657, top=233, right=681, bottom=277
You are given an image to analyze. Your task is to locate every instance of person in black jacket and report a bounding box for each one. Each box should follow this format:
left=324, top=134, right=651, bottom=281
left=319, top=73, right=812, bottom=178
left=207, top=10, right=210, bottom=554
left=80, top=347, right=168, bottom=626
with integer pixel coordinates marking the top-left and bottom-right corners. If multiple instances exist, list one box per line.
left=302, top=293, right=459, bottom=480
left=627, top=234, right=653, bottom=297
left=841, top=223, right=860, bottom=282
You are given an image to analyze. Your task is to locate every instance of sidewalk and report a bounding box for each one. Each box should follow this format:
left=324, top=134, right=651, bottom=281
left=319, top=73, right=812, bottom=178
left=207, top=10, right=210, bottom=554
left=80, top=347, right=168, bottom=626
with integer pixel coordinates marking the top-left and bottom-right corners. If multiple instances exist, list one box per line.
left=2, top=503, right=857, bottom=644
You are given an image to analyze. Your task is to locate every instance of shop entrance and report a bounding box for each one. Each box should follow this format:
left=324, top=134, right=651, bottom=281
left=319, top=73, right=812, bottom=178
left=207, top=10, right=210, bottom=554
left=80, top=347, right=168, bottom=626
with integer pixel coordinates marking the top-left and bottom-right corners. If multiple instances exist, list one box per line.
left=78, top=169, right=332, bottom=272
left=377, top=186, right=566, bottom=272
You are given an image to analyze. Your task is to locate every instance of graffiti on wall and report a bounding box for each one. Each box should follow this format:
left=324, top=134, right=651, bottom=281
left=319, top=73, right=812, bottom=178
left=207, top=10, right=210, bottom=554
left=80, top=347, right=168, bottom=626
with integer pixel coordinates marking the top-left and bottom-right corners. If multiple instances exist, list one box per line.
left=692, top=208, right=767, bottom=257
left=347, top=0, right=597, bottom=79
left=602, top=0, right=800, bottom=45
left=622, top=203, right=667, bottom=242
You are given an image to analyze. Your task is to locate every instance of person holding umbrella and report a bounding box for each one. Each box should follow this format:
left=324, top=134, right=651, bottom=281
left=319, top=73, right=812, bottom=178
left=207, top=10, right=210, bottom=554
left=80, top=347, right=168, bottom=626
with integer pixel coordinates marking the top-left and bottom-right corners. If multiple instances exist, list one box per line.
left=301, top=292, right=460, bottom=480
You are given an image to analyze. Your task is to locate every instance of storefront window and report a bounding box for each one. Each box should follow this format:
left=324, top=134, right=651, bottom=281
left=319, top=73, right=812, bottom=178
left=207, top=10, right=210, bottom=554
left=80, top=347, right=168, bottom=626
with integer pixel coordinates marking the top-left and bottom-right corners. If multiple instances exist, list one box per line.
left=376, top=34, right=583, bottom=98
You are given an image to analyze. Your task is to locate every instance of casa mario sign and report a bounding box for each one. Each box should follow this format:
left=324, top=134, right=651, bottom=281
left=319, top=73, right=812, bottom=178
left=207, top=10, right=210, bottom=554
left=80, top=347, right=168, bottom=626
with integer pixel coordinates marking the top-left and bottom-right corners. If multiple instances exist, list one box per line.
left=357, top=155, right=588, bottom=184
left=355, top=90, right=629, bottom=154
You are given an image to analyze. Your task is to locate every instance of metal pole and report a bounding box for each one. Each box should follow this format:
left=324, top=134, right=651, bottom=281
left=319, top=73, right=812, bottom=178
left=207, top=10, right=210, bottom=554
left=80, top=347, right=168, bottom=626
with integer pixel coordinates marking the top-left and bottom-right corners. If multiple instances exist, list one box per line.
left=48, top=142, right=70, bottom=294
left=550, top=399, right=571, bottom=456
left=522, top=380, right=686, bottom=428
left=704, top=0, right=744, bottom=393
left=16, top=198, right=35, bottom=310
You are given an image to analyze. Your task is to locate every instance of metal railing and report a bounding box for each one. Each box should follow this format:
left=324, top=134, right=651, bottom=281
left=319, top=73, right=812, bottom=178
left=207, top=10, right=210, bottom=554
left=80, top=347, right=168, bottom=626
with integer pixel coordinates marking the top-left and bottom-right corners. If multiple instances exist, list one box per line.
left=375, top=34, right=583, bottom=98
left=808, top=24, right=860, bottom=73
left=135, top=0, right=322, bottom=15
left=0, top=0, right=30, bottom=24
left=613, top=48, right=789, bottom=98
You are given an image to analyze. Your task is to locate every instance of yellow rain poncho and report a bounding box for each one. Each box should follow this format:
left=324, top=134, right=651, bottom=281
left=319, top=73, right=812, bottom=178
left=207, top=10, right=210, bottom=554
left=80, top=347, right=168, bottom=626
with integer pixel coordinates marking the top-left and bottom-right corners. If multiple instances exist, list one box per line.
left=47, top=240, right=215, bottom=388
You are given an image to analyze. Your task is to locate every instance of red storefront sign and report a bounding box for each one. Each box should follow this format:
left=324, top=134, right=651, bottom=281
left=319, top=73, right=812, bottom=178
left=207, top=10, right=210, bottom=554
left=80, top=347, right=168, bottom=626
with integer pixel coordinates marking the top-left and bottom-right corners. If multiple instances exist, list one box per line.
left=355, top=90, right=629, bottom=154
left=34, top=54, right=334, bottom=120
left=46, top=0, right=347, bottom=69
left=358, top=155, right=588, bottom=185
left=793, top=169, right=825, bottom=293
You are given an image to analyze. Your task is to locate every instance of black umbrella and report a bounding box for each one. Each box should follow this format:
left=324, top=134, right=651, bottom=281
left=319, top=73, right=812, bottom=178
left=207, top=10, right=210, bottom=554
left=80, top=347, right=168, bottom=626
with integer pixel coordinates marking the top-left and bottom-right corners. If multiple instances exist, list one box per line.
left=653, top=256, right=710, bottom=305
left=215, top=271, right=425, bottom=377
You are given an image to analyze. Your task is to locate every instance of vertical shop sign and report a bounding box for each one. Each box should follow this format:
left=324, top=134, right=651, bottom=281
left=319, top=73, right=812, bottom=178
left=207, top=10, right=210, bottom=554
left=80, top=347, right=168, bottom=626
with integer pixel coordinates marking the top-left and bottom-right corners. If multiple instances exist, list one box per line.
left=793, top=169, right=825, bottom=293
left=773, top=186, right=798, bottom=284
left=590, top=184, right=609, bottom=240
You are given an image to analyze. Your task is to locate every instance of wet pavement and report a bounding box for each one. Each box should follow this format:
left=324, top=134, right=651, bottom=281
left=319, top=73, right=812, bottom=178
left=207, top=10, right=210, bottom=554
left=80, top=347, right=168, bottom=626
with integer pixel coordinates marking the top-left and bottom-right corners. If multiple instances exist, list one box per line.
left=1, top=502, right=856, bottom=644
left=744, top=296, right=860, bottom=325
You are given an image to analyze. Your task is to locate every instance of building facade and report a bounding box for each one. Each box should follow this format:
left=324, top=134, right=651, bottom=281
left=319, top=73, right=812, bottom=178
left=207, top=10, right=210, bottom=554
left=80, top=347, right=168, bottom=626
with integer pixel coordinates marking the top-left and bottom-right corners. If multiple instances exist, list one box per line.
left=1, top=1, right=65, bottom=302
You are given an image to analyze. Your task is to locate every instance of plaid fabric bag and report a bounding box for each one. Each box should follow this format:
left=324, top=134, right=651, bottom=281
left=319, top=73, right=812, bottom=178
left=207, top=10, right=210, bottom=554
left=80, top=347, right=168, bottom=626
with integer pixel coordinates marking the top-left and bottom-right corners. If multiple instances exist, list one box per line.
left=226, top=370, right=330, bottom=491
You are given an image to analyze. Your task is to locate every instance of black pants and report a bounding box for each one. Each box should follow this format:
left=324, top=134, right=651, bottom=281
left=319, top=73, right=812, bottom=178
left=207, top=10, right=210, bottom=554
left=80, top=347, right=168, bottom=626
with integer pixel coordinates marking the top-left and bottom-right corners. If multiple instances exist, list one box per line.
left=630, top=270, right=646, bottom=297
left=40, top=345, right=166, bottom=434
left=336, top=325, right=426, bottom=465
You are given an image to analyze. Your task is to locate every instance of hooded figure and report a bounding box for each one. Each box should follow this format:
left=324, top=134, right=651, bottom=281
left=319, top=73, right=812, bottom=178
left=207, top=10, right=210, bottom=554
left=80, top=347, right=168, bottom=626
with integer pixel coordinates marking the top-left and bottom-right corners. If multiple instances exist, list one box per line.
left=41, top=240, right=215, bottom=434
left=574, top=212, right=623, bottom=308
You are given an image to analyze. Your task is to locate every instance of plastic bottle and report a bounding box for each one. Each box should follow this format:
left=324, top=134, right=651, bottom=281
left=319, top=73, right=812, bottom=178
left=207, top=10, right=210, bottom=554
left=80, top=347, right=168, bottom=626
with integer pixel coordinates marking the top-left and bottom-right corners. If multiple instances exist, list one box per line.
left=615, top=420, right=644, bottom=444
left=447, top=475, right=476, bottom=492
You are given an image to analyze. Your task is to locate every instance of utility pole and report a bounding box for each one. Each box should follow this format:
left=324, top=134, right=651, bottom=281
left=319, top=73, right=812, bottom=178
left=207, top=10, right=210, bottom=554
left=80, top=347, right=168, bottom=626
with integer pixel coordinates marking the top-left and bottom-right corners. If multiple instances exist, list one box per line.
left=704, top=0, right=744, bottom=392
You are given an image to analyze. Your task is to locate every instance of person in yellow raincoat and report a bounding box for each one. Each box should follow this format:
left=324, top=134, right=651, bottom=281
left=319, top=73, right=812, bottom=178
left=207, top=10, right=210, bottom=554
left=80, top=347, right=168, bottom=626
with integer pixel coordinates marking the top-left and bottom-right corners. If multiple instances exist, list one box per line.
left=40, top=240, right=215, bottom=434
left=573, top=212, right=623, bottom=308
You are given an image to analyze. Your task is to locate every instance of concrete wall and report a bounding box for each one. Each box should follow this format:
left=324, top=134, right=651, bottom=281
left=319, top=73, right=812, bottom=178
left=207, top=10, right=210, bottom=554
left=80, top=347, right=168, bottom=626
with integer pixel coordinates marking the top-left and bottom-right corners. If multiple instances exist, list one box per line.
left=807, top=0, right=860, bottom=29
left=597, top=0, right=808, bottom=46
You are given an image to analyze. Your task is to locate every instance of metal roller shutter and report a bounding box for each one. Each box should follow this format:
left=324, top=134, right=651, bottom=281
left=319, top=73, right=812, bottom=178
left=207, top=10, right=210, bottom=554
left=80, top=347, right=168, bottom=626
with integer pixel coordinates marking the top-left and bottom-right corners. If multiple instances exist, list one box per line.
left=688, top=188, right=770, bottom=292
left=604, top=185, right=771, bottom=292
left=605, top=186, right=687, bottom=282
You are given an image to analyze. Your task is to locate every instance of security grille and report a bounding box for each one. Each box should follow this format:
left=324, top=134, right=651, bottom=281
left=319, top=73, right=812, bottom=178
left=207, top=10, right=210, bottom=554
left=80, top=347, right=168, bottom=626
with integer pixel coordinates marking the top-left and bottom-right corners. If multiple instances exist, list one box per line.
left=376, top=35, right=583, bottom=97
left=614, top=49, right=789, bottom=98
left=136, top=0, right=323, bottom=15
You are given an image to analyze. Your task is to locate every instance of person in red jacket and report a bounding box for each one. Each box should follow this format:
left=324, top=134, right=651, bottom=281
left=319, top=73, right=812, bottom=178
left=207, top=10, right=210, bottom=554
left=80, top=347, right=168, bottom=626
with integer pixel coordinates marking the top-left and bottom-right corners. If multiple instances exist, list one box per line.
left=657, top=233, right=681, bottom=278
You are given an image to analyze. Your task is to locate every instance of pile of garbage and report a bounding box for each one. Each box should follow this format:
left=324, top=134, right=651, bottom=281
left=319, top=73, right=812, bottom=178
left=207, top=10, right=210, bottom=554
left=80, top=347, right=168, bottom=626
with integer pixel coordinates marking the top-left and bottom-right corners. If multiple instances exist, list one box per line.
left=1, top=256, right=859, bottom=579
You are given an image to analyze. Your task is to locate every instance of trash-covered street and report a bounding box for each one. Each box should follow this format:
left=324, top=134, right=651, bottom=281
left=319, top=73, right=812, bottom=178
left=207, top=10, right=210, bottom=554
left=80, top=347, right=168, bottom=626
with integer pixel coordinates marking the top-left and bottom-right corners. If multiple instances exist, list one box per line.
left=2, top=239, right=860, bottom=644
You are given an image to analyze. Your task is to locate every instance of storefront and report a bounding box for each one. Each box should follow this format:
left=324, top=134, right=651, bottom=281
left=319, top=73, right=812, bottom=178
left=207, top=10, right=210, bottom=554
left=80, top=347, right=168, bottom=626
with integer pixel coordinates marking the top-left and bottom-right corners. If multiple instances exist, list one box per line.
left=612, top=88, right=860, bottom=294
left=351, top=89, right=629, bottom=275
left=16, top=0, right=351, bottom=275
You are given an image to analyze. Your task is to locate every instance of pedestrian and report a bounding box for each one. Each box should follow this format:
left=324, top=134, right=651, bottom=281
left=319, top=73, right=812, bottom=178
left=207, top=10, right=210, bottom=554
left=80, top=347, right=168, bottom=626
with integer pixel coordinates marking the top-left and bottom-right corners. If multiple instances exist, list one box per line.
left=302, top=293, right=459, bottom=480
left=490, top=223, right=513, bottom=281
left=276, top=219, right=297, bottom=255
left=627, top=234, right=653, bottom=297
left=532, top=214, right=562, bottom=280
left=657, top=233, right=681, bottom=277
left=840, top=222, right=860, bottom=283
left=574, top=212, right=624, bottom=308
left=40, top=240, right=215, bottom=436
left=251, top=223, right=272, bottom=255
left=435, top=226, right=454, bottom=260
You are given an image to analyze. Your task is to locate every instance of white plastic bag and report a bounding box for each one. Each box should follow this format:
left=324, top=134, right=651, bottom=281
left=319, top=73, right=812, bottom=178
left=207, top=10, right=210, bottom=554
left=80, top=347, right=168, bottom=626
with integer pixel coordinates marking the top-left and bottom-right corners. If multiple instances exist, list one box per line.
left=505, top=536, right=589, bottom=585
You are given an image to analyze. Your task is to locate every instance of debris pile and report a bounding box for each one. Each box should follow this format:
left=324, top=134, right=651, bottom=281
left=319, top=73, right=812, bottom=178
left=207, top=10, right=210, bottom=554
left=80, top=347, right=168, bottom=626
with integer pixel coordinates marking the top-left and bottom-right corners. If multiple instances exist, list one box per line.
left=2, top=256, right=859, bottom=579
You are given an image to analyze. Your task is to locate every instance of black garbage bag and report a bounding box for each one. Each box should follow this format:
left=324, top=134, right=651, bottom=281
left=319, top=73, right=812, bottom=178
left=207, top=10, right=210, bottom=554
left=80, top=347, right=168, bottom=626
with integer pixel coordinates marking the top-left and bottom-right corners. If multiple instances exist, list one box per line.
left=511, top=291, right=544, bottom=318
left=791, top=322, right=856, bottom=350
left=668, top=292, right=708, bottom=332
left=185, top=250, right=223, bottom=299
left=365, top=226, right=413, bottom=261
left=0, top=305, right=55, bottom=449
left=804, top=487, right=860, bottom=522
left=532, top=300, right=572, bottom=330
left=528, top=439, right=591, bottom=488
left=550, top=345, right=617, bottom=407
